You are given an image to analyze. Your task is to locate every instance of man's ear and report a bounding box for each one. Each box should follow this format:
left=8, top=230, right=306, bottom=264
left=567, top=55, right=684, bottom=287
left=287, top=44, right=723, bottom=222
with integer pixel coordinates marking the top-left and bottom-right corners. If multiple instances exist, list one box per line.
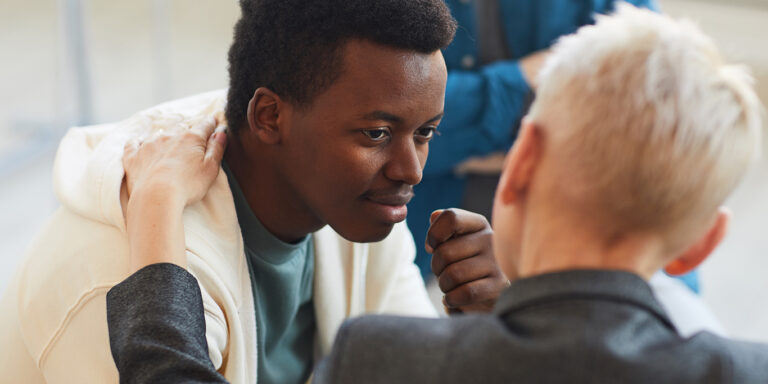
left=664, top=207, right=731, bottom=276
left=497, top=117, right=542, bottom=206
left=246, top=87, right=284, bottom=145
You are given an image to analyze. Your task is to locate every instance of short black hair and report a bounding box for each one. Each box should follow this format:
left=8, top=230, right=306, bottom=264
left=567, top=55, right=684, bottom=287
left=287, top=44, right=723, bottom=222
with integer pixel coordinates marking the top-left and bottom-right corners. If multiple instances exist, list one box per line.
left=225, top=0, right=457, bottom=133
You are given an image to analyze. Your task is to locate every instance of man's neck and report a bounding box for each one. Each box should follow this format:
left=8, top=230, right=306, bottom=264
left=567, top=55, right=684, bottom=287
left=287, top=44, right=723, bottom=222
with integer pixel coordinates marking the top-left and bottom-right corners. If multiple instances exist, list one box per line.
left=516, top=215, right=666, bottom=280
left=224, top=134, right=325, bottom=243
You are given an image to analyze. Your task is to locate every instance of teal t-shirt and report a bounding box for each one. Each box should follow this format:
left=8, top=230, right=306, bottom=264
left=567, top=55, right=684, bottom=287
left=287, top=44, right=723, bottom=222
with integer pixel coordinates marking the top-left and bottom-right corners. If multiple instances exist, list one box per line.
left=223, top=163, right=316, bottom=384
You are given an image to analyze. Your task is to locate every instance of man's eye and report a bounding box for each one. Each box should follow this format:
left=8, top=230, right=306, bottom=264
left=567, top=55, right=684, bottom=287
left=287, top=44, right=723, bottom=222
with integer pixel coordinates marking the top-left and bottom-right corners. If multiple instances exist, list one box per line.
left=415, top=127, right=437, bottom=140
left=363, top=128, right=390, bottom=141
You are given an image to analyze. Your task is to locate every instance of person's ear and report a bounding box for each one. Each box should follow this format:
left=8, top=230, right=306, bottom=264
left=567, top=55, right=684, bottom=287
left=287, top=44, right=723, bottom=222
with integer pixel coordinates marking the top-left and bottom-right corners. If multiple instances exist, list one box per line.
left=246, top=87, right=284, bottom=145
left=497, top=117, right=542, bottom=206
left=664, top=207, right=731, bottom=276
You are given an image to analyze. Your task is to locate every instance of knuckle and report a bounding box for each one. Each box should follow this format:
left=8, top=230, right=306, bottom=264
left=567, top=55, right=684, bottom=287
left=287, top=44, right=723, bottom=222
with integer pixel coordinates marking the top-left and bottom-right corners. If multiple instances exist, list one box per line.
left=477, top=212, right=491, bottom=226
left=447, top=287, right=471, bottom=307
left=438, top=273, right=454, bottom=293
left=438, top=275, right=452, bottom=292
left=448, top=266, right=465, bottom=286
left=435, top=246, right=456, bottom=263
left=442, top=209, right=459, bottom=226
left=462, top=283, right=480, bottom=301
left=478, top=231, right=494, bottom=251
left=441, top=265, right=464, bottom=291
left=476, top=250, right=493, bottom=263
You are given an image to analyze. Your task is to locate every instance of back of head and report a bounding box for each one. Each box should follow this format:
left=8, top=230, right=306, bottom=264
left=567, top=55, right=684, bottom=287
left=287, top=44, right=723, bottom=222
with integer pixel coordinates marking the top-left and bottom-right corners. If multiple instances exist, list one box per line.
left=225, top=0, right=457, bottom=133
left=529, top=4, right=763, bottom=246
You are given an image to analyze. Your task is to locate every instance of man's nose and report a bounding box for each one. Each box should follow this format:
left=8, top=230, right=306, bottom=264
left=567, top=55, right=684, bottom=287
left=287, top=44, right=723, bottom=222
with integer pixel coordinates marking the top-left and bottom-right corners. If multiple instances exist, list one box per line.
left=384, top=139, right=424, bottom=186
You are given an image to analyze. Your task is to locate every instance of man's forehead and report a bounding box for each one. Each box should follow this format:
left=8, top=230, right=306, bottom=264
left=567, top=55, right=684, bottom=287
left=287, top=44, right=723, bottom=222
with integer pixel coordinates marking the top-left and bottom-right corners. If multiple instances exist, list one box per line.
left=340, top=39, right=445, bottom=86
left=305, top=39, right=446, bottom=124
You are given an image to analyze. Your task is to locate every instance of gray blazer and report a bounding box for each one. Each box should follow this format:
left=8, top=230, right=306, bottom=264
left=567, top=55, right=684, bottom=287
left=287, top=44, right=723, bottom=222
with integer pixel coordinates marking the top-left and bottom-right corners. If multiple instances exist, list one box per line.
left=107, top=266, right=768, bottom=383
left=312, top=270, right=768, bottom=384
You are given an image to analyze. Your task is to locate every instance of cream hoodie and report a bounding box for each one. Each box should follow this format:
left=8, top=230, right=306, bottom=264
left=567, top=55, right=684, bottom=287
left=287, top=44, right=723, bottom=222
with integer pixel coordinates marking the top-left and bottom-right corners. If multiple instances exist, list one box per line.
left=0, top=90, right=437, bottom=383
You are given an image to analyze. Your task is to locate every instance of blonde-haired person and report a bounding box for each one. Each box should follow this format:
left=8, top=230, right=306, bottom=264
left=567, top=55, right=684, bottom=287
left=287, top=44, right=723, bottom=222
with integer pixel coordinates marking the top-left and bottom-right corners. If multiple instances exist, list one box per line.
left=106, top=4, right=768, bottom=383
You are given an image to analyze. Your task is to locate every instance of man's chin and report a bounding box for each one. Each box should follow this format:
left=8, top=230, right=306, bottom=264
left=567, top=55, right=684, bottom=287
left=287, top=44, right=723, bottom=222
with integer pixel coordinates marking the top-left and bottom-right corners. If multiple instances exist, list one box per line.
left=333, top=221, right=396, bottom=243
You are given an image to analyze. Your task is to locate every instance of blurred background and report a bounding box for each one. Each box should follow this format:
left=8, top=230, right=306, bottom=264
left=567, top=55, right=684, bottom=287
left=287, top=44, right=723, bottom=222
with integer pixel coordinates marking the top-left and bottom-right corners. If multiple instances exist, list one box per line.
left=1, top=0, right=767, bottom=341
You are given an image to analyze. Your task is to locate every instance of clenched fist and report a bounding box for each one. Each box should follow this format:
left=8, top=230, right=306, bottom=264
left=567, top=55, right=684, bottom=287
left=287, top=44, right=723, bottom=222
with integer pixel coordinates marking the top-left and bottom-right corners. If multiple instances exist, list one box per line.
left=426, top=208, right=509, bottom=313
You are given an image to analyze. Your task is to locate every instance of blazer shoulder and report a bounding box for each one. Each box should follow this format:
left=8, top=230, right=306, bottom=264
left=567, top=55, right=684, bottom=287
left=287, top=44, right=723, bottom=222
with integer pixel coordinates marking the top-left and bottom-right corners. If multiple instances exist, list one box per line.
left=715, top=335, right=768, bottom=382
left=341, top=314, right=469, bottom=345
left=322, top=314, right=499, bottom=384
left=673, top=331, right=768, bottom=382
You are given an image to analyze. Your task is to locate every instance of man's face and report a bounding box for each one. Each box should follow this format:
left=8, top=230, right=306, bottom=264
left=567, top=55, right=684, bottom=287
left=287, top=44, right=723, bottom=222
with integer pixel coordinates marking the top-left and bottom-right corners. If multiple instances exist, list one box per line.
left=277, top=40, right=447, bottom=242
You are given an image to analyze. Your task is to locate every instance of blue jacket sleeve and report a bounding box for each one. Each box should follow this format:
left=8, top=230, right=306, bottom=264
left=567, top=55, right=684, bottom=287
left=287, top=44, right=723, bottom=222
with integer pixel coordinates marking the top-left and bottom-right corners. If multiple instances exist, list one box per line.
left=426, top=0, right=660, bottom=178
left=426, top=60, right=530, bottom=176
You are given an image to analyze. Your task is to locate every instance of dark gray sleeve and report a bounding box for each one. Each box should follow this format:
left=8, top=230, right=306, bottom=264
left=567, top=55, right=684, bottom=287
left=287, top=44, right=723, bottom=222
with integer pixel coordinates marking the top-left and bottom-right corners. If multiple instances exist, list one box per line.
left=106, top=263, right=228, bottom=384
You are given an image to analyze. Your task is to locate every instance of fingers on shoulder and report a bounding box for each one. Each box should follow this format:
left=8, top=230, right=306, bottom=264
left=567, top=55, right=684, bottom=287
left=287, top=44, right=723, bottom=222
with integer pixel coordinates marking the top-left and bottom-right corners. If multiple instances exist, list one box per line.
left=204, top=131, right=228, bottom=165
left=190, top=116, right=218, bottom=140
left=122, top=137, right=144, bottom=166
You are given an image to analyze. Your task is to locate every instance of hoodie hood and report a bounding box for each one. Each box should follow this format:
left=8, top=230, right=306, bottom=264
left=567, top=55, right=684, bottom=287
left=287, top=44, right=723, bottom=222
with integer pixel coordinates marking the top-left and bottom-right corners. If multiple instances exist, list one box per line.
left=52, top=90, right=228, bottom=232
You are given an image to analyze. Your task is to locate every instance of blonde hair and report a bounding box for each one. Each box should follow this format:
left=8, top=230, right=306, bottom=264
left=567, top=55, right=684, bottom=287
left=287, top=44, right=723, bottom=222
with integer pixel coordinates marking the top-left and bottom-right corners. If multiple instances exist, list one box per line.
left=529, top=3, right=763, bottom=241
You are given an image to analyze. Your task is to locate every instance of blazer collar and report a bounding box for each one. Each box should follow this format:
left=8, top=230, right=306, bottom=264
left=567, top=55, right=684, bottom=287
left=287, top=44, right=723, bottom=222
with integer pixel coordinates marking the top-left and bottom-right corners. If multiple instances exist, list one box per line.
left=493, top=269, right=677, bottom=332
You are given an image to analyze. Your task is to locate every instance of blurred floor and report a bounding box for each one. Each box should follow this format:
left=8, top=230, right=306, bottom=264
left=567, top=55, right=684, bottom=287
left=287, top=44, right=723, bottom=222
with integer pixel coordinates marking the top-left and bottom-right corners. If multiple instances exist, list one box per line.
left=1, top=0, right=767, bottom=343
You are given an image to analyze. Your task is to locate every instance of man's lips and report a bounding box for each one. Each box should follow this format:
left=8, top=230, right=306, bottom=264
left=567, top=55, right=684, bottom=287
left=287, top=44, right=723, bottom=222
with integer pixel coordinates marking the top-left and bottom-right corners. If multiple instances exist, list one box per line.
left=364, top=191, right=414, bottom=206
left=362, top=188, right=414, bottom=224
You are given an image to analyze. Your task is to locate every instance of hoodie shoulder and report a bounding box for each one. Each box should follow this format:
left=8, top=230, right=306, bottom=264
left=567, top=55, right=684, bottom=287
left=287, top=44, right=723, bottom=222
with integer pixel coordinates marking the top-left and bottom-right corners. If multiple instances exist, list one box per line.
left=52, top=90, right=228, bottom=230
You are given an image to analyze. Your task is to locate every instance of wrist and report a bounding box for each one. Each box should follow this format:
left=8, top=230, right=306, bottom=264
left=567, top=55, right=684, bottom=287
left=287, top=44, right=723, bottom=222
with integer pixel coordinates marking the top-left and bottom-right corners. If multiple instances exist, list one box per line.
left=128, top=185, right=186, bottom=217
left=124, top=186, right=188, bottom=273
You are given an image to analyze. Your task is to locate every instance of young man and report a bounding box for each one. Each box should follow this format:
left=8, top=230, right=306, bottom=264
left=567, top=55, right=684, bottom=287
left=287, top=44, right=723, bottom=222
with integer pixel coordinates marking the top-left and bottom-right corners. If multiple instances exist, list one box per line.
left=0, top=1, right=509, bottom=383
left=104, top=4, right=767, bottom=384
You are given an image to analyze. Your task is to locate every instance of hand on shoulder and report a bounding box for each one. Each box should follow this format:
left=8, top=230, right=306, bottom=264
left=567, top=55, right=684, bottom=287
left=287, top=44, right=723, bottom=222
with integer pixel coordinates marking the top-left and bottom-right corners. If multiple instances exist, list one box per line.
left=123, top=116, right=228, bottom=209
left=121, top=116, right=227, bottom=272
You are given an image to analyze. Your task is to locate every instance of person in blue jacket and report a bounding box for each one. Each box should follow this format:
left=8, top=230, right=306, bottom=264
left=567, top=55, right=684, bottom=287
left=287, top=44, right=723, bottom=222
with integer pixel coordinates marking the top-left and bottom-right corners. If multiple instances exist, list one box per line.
left=408, top=0, right=699, bottom=292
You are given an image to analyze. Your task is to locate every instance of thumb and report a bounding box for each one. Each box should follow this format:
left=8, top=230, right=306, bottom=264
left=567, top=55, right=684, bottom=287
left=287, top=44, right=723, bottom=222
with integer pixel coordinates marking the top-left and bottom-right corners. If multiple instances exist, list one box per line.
left=425, top=209, right=444, bottom=254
